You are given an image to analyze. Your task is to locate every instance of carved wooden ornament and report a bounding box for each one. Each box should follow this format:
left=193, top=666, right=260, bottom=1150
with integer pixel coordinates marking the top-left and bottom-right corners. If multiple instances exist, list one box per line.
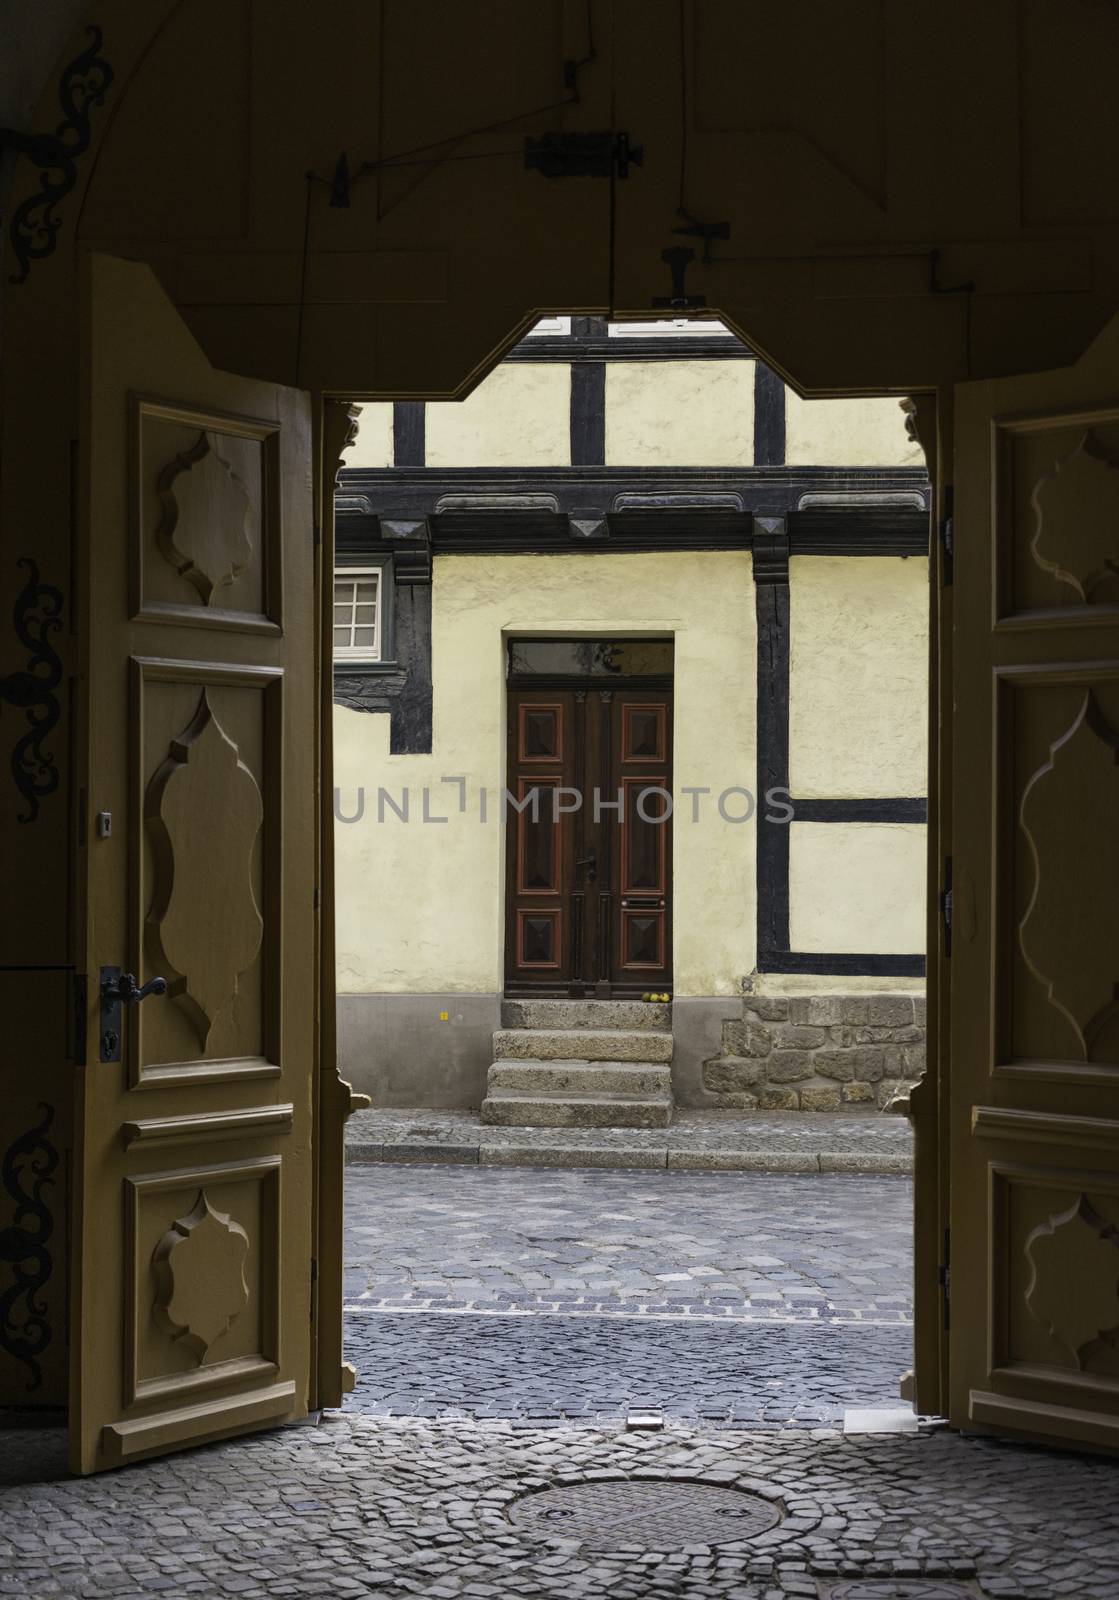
left=1018, top=691, right=1119, bottom=1058
left=1025, top=1194, right=1119, bottom=1369
left=1030, top=430, right=1119, bottom=604
left=145, top=689, right=264, bottom=1049
left=152, top=1190, right=250, bottom=1362
left=155, top=429, right=253, bottom=604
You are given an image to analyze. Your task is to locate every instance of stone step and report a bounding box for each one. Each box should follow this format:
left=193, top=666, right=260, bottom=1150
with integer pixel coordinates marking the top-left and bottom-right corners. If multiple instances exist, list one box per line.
left=501, top=998, right=671, bottom=1032
left=488, top=1058, right=673, bottom=1096
left=480, top=1088, right=674, bottom=1129
left=493, top=1027, right=674, bottom=1063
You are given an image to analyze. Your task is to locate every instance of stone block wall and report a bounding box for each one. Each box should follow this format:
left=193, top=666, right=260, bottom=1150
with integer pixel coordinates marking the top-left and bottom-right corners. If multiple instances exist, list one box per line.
left=701, top=993, right=926, bottom=1111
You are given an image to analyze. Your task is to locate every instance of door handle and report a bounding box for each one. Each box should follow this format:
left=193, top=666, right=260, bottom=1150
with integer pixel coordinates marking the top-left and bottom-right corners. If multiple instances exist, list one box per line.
left=99, top=966, right=168, bottom=1063
left=103, top=971, right=168, bottom=1006
left=576, top=846, right=597, bottom=882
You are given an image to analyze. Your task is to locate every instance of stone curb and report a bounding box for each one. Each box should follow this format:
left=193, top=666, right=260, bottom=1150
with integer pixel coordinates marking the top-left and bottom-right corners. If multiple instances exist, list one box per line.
left=346, top=1141, right=913, bottom=1175
left=480, top=1143, right=666, bottom=1169
left=381, top=1141, right=480, bottom=1164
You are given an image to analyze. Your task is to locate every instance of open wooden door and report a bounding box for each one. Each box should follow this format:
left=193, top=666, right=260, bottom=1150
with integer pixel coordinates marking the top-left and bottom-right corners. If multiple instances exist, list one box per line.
left=71, top=253, right=318, bottom=1472
left=951, top=314, right=1119, bottom=1450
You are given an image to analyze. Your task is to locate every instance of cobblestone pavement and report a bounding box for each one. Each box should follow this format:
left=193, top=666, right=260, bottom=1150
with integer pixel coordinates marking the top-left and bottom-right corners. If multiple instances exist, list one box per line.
left=344, top=1167, right=914, bottom=1322
left=346, top=1108, right=913, bottom=1175
left=342, top=1166, right=913, bottom=1428
left=2, top=1415, right=1116, bottom=1599
left=344, top=1312, right=913, bottom=1427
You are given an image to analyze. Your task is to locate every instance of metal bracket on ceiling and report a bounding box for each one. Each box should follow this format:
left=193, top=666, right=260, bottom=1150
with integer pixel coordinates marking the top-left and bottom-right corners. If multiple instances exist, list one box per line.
left=329, top=151, right=352, bottom=208
left=306, top=150, right=373, bottom=209
left=524, top=131, right=643, bottom=180
left=652, top=246, right=706, bottom=310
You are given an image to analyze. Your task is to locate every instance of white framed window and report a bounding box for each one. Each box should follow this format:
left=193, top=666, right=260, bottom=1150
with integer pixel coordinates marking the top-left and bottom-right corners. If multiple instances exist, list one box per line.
left=333, top=567, right=383, bottom=661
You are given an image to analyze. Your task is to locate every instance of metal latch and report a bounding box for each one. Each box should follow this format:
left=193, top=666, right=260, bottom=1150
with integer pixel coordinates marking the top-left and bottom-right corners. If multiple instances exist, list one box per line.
left=938, top=484, right=954, bottom=585
left=99, top=966, right=167, bottom=1063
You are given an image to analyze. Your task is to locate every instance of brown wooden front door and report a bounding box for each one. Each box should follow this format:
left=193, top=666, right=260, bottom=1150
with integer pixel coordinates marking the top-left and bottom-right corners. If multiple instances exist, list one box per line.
left=505, top=682, right=673, bottom=997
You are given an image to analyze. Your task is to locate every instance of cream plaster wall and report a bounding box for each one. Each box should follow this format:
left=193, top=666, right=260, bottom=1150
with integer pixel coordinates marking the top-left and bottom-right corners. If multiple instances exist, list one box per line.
left=345, top=402, right=394, bottom=468
left=604, top=361, right=755, bottom=465
left=334, top=551, right=756, bottom=997
left=789, top=556, right=928, bottom=799
left=424, top=363, right=571, bottom=467
left=785, top=393, right=923, bottom=466
left=343, top=366, right=925, bottom=474
left=788, top=821, right=927, bottom=954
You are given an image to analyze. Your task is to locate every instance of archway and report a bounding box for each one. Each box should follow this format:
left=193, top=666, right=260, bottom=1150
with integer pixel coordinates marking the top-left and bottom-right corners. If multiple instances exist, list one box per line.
left=3, top=0, right=1118, bottom=1471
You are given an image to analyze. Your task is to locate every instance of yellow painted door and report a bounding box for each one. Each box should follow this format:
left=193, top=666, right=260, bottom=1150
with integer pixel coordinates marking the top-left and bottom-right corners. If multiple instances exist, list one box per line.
left=72, top=253, right=317, bottom=1472
left=951, top=313, right=1119, bottom=1450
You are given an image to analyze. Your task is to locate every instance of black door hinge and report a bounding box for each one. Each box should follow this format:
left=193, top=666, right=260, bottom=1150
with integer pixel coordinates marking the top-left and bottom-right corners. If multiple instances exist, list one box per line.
left=313, top=521, right=322, bottom=549
left=940, top=856, right=953, bottom=958
left=939, top=1229, right=950, bottom=1329
left=938, top=484, right=954, bottom=586
left=524, top=130, right=642, bottom=180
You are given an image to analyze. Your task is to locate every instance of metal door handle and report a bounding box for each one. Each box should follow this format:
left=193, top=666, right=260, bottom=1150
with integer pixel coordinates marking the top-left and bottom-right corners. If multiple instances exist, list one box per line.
left=102, top=971, right=168, bottom=1006
left=99, top=966, right=168, bottom=1063
left=576, top=846, right=597, bottom=882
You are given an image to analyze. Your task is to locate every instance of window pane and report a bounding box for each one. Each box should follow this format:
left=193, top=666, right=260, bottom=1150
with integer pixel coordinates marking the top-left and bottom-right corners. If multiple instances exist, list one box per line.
left=334, top=569, right=382, bottom=658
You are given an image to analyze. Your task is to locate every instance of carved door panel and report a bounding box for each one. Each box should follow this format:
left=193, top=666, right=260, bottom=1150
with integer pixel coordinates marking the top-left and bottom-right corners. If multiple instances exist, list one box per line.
left=72, top=254, right=316, bottom=1472
left=952, top=314, right=1119, bottom=1451
left=505, top=690, right=580, bottom=991
left=611, top=691, right=673, bottom=993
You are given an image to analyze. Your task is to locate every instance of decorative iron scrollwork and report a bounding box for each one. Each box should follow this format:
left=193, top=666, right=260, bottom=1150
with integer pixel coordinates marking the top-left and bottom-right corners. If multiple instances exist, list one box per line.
left=0, top=1103, right=58, bottom=1391
left=4, top=25, right=114, bottom=285
left=0, top=560, right=63, bottom=823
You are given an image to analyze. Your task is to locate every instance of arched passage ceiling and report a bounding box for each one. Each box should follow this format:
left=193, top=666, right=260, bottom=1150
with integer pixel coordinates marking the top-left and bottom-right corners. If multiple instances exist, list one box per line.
left=19, top=0, right=1119, bottom=396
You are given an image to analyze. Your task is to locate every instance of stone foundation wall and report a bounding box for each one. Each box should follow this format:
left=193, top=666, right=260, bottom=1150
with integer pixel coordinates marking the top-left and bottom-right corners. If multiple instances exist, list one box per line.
left=701, top=993, right=926, bottom=1111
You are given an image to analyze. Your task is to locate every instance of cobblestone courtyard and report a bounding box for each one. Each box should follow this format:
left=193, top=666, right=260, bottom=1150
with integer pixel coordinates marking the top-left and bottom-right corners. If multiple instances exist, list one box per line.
left=3, top=1161, right=1118, bottom=1598
left=3, top=1414, right=1117, bottom=1598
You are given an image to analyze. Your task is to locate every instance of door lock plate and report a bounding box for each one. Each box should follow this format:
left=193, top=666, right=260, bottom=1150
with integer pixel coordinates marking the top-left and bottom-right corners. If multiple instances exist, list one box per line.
left=100, top=964, right=122, bottom=1062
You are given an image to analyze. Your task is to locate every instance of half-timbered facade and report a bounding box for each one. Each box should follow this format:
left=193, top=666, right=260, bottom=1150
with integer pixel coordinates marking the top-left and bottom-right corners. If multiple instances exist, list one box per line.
left=333, top=318, right=930, bottom=1111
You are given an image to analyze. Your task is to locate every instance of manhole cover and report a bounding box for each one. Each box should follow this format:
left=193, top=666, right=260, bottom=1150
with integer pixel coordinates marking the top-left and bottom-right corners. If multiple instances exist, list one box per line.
left=829, top=1583, right=975, bottom=1599
left=510, top=1478, right=782, bottom=1549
